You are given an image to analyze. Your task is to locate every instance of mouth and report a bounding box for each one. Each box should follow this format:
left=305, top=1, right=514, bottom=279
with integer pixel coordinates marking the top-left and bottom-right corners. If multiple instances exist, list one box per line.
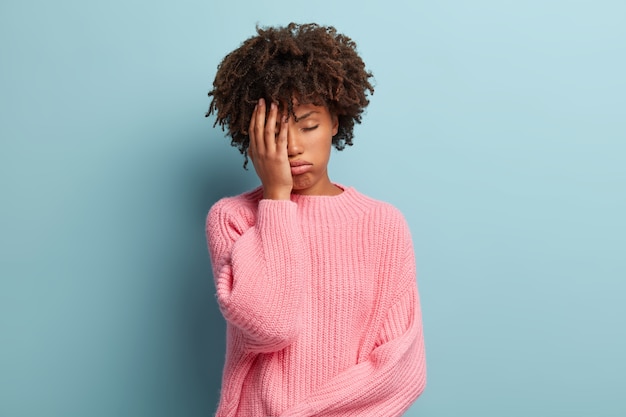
left=290, top=160, right=312, bottom=175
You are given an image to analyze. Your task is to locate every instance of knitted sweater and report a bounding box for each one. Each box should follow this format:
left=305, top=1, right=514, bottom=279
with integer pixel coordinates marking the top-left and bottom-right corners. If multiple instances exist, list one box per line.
left=206, top=185, right=426, bottom=417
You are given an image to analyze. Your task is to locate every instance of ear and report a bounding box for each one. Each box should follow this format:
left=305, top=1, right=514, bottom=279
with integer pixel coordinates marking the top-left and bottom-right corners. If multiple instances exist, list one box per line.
left=331, top=114, right=339, bottom=136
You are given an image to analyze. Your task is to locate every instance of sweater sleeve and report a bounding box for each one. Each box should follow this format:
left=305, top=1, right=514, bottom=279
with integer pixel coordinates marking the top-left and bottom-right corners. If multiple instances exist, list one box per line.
left=279, top=237, right=426, bottom=417
left=206, top=197, right=307, bottom=353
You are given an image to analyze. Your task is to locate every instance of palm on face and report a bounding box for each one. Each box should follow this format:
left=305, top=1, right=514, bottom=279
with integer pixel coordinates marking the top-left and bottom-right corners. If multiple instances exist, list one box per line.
left=248, top=98, right=293, bottom=200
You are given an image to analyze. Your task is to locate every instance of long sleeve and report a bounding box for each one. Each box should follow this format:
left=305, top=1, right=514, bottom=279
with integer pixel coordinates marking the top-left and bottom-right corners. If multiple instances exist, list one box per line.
left=280, top=238, right=426, bottom=417
left=206, top=197, right=307, bottom=353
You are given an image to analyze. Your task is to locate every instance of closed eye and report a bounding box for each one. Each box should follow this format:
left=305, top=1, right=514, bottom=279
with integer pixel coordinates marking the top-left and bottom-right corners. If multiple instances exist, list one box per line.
left=302, top=125, right=319, bottom=132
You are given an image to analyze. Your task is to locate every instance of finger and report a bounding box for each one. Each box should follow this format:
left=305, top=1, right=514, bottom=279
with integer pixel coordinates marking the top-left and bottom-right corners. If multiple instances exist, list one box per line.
left=254, top=98, right=267, bottom=154
left=276, top=113, right=288, bottom=152
left=265, top=101, right=279, bottom=152
left=248, top=102, right=258, bottom=156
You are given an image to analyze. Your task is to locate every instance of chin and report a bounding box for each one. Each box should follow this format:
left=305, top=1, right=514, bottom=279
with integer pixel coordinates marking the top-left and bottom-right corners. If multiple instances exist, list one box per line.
left=292, top=177, right=313, bottom=190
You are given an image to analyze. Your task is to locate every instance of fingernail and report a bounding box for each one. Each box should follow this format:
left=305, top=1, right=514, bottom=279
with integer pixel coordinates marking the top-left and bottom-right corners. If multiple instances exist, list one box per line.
left=271, top=102, right=276, bottom=110
left=259, top=98, right=264, bottom=106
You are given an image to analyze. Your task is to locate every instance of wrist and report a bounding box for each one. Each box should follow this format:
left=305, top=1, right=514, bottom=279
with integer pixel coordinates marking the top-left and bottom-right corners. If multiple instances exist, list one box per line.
left=263, top=186, right=292, bottom=200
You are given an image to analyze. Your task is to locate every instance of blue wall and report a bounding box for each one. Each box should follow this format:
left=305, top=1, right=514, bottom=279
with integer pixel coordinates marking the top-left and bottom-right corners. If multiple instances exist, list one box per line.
left=1, top=1, right=625, bottom=416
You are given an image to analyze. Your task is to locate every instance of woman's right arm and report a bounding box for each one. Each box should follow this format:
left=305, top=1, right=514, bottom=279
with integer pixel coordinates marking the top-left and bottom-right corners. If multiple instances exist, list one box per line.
left=206, top=196, right=307, bottom=353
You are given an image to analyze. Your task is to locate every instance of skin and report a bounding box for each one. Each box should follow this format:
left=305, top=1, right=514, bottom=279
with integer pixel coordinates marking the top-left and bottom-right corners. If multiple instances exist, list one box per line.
left=248, top=98, right=342, bottom=200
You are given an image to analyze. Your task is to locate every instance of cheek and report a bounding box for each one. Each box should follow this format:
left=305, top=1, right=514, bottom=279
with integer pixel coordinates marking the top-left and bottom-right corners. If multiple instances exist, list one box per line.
left=316, top=134, right=332, bottom=154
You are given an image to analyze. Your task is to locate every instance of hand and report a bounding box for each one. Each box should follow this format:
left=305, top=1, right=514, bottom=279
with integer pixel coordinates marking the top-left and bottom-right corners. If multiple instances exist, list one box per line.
left=248, top=98, right=292, bottom=200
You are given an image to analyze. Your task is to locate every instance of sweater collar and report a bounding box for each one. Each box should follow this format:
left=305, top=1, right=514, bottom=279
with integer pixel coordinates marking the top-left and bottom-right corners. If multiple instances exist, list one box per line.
left=288, top=184, right=374, bottom=223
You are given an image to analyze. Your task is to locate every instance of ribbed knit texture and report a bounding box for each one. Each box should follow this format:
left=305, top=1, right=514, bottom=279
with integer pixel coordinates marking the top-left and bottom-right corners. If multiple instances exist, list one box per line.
left=206, top=185, right=426, bottom=417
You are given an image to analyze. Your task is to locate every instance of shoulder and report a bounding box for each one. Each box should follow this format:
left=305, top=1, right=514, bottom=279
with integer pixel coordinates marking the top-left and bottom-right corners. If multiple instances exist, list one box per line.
left=348, top=189, right=417, bottom=296
left=347, top=188, right=415, bottom=259
left=209, top=186, right=262, bottom=214
left=348, top=187, right=411, bottom=232
left=206, top=187, right=263, bottom=233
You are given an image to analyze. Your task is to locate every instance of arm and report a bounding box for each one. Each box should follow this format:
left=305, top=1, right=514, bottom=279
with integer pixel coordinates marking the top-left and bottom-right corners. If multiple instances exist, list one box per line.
left=206, top=98, right=306, bottom=353
left=206, top=197, right=307, bottom=353
left=280, top=238, right=426, bottom=417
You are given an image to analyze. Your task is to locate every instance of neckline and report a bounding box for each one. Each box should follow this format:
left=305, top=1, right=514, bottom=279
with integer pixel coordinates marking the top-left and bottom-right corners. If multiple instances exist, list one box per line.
left=289, top=183, right=346, bottom=201
left=287, top=184, right=376, bottom=224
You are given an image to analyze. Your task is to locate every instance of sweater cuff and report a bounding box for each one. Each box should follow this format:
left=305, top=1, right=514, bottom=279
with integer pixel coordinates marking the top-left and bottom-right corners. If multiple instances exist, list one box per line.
left=256, top=199, right=299, bottom=236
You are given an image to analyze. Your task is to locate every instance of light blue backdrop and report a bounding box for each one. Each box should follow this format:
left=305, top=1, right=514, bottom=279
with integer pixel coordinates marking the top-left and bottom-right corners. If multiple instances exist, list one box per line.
left=1, top=0, right=624, bottom=416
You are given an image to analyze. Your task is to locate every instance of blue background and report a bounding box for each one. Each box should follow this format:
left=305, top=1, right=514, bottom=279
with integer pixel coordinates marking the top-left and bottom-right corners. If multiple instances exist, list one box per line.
left=1, top=0, right=625, bottom=416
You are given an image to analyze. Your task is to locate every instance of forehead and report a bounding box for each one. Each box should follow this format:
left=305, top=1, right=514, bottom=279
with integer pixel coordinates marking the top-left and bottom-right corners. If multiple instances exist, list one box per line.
left=291, top=100, right=330, bottom=117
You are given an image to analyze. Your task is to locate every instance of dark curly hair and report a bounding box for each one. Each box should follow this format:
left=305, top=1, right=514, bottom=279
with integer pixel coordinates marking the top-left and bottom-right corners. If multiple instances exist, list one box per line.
left=206, top=22, right=375, bottom=168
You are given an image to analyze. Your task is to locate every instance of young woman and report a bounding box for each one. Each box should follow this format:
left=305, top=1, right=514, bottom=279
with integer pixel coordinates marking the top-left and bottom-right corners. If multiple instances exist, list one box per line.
left=205, top=23, right=426, bottom=417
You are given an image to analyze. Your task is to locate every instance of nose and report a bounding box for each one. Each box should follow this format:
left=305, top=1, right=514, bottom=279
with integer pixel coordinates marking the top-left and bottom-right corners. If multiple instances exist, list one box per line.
left=286, top=126, right=303, bottom=157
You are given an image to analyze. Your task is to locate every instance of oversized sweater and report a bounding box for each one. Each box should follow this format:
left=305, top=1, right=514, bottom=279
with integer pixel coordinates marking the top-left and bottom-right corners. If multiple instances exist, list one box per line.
left=206, top=185, right=426, bottom=417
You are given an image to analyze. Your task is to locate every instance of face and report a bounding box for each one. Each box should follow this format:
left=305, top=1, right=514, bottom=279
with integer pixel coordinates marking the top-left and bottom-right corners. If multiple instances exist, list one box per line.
left=280, top=101, right=340, bottom=196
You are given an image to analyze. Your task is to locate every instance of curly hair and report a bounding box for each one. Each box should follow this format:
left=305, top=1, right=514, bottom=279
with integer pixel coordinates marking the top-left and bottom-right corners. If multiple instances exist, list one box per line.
left=206, top=22, right=375, bottom=168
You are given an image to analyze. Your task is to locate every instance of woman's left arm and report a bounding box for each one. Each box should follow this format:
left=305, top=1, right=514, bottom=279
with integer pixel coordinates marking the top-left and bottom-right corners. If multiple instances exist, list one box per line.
left=280, top=238, right=427, bottom=417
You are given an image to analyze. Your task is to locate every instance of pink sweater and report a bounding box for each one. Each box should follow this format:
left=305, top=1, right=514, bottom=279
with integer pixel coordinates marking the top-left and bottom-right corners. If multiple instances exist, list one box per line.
left=206, top=185, right=426, bottom=417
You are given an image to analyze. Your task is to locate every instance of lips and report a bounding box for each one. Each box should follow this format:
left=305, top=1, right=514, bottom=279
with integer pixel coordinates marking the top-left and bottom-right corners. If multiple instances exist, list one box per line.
left=290, top=160, right=312, bottom=176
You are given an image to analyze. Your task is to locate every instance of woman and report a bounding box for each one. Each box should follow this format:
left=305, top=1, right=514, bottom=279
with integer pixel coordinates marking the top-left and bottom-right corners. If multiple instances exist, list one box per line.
left=205, top=22, right=426, bottom=416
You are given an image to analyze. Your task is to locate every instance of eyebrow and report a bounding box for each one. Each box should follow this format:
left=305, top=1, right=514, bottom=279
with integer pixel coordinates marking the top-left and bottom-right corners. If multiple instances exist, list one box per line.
left=294, top=111, right=319, bottom=122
